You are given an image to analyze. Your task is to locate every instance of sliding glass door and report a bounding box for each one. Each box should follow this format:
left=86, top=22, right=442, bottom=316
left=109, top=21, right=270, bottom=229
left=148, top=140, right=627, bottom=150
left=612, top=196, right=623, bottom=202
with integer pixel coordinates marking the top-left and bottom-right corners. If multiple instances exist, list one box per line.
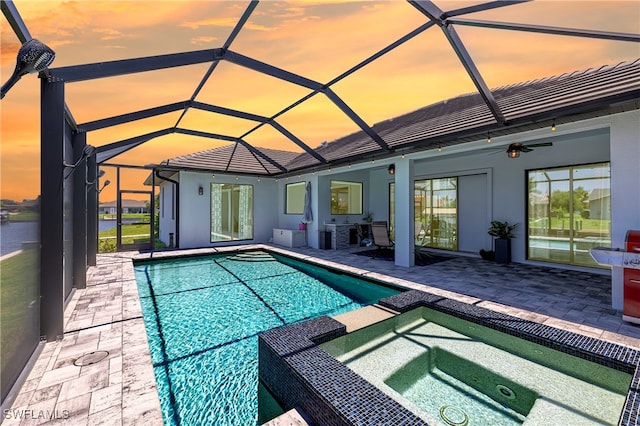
left=527, top=162, right=610, bottom=267
left=415, top=177, right=458, bottom=250
left=211, top=183, right=253, bottom=242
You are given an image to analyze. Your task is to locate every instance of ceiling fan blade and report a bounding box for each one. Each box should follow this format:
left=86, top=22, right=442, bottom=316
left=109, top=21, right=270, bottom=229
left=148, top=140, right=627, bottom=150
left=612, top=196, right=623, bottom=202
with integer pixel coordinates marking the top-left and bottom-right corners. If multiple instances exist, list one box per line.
left=526, top=142, right=553, bottom=148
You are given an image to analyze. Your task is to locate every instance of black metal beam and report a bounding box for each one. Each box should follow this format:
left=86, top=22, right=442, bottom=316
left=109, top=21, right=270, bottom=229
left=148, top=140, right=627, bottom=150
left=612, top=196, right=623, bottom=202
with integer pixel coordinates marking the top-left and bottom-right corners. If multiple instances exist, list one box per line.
left=51, top=48, right=225, bottom=82
left=408, top=0, right=445, bottom=22
left=449, top=18, right=640, bottom=43
left=79, top=102, right=189, bottom=132
left=409, top=0, right=506, bottom=124
left=40, top=77, right=65, bottom=342
left=444, top=24, right=506, bottom=124
left=173, top=128, right=288, bottom=174
left=235, top=139, right=288, bottom=173
left=190, top=101, right=268, bottom=122
left=174, top=127, right=238, bottom=142
left=443, top=1, right=530, bottom=19
left=1, top=0, right=30, bottom=42
left=72, top=132, right=87, bottom=289
left=224, top=0, right=259, bottom=50
left=86, top=153, right=98, bottom=266
left=96, top=128, right=174, bottom=163
left=224, top=50, right=323, bottom=91
left=175, top=1, right=260, bottom=128
left=328, top=21, right=435, bottom=86
left=324, top=88, right=390, bottom=150
left=269, top=121, right=327, bottom=163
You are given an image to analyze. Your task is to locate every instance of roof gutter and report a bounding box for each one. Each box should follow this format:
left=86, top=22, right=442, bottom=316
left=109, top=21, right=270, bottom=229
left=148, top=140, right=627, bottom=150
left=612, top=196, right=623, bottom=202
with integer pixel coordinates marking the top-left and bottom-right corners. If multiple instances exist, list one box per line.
left=154, top=169, right=179, bottom=248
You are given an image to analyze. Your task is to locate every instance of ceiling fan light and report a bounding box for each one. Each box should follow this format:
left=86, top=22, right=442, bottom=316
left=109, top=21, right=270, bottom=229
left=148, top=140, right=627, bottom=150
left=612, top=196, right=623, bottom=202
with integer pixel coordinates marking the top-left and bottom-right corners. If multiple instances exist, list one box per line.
left=507, top=149, right=520, bottom=158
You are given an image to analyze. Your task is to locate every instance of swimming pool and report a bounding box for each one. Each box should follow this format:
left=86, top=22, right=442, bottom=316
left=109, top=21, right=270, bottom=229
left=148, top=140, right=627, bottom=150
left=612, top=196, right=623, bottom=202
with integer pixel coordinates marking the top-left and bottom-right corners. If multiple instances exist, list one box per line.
left=133, top=250, right=401, bottom=425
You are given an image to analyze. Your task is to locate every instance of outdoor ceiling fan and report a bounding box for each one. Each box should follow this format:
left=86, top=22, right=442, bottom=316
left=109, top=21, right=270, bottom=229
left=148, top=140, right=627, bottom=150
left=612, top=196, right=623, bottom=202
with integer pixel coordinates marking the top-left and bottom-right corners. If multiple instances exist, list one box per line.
left=505, top=142, right=553, bottom=158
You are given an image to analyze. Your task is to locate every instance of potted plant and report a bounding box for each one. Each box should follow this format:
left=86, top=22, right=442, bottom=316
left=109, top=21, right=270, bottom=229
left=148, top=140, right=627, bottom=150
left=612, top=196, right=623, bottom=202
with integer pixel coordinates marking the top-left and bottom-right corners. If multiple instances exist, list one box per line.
left=362, top=211, right=373, bottom=223
left=488, top=220, right=518, bottom=263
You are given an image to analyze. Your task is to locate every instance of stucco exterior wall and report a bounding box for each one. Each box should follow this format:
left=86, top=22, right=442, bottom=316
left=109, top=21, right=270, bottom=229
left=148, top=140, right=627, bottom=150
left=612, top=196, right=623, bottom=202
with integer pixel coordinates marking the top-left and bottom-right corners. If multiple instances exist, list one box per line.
left=166, top=110, right=638, bottom=299
left=176, top=172, right=278, bottom=249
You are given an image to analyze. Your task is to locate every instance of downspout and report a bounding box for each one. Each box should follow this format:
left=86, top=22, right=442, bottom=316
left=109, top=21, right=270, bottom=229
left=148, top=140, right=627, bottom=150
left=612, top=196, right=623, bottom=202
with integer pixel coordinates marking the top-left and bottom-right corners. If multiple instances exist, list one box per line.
left=155, top=170, right=179, bottom=248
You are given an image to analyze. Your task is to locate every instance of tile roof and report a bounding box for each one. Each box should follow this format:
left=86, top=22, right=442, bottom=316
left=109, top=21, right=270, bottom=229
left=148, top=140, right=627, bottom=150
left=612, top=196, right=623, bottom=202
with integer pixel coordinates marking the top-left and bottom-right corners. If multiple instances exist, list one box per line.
left=158, top=59, right=640, bottom=176
left=161, top=144, right=301, bottom=175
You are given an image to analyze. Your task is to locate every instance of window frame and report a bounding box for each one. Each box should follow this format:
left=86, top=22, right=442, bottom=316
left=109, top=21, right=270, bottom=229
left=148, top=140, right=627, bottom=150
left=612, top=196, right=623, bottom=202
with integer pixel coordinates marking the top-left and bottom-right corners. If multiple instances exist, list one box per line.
left=285, top=181, right=306, bottom=214
left=330, top=180, right=363, bottom=215
left=526, top=161, right=611, bottom=267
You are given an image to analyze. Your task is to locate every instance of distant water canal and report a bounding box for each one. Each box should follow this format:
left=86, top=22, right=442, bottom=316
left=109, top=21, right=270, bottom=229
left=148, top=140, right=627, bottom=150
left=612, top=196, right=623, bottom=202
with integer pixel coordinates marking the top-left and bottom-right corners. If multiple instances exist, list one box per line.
left=0, top=221, right=38, bottom=256
left=0, top=219, right=139, bottom=256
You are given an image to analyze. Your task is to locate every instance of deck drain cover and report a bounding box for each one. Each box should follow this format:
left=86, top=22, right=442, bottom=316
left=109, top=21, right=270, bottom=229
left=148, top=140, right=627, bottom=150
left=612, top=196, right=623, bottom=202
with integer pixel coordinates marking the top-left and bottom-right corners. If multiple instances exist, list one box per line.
left=73, top=351, right=109, bottom=366
left=496, top=384, right=516, bottom=400
left=439, top=405, right=469, bottom=426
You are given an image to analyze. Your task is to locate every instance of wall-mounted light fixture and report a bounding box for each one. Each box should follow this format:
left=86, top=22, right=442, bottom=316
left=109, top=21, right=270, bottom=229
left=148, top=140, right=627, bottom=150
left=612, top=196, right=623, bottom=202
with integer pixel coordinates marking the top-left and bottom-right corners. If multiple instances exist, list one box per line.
left=198, top=185, right=204, bottom=196
left=86, top=169, right=105, bottom=187
left=387, top=164, right=395, bottom=175
left=1, top=39, right=55, bottom=100
left=98, top=180, right=111, bottom=194
left=64, top=145, right=96, bottom=180
left=64, top=145, right=96, bottom=169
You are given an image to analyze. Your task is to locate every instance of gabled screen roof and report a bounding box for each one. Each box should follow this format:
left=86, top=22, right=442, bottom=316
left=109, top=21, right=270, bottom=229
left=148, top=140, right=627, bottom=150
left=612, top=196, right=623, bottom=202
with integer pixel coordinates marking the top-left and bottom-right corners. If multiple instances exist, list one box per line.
left=2, top=0, right=639, bottom=180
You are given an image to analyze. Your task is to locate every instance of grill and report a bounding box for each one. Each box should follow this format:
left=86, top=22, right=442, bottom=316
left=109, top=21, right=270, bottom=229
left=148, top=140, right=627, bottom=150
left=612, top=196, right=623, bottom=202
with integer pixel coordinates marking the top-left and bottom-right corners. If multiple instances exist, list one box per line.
left=590, top=230, right=640, bottom=323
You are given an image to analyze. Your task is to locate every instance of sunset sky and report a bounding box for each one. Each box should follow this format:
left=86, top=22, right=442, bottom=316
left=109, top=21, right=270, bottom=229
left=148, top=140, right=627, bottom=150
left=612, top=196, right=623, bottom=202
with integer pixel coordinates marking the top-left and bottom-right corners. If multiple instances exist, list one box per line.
left=1, top=0, right=639, bottom=202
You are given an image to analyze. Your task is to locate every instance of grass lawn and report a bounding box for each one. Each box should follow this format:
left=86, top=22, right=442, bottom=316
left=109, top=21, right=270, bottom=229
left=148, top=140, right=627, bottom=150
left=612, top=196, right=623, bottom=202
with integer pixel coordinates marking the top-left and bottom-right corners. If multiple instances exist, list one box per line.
left=0, top=249, right=40, bottom=380
left=98, top=223, right=165, bottom=252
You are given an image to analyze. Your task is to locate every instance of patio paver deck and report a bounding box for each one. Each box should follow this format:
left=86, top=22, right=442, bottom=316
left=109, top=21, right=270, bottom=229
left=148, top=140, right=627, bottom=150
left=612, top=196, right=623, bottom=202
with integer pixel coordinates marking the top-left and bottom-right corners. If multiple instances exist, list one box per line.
left=3, top=245, right=639, bottom=425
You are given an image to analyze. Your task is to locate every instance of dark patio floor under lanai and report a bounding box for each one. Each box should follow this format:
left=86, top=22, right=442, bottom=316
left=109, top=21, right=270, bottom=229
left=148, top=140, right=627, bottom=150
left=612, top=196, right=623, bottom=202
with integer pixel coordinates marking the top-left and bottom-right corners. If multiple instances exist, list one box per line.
left=281, top=246, right=640, bottom=347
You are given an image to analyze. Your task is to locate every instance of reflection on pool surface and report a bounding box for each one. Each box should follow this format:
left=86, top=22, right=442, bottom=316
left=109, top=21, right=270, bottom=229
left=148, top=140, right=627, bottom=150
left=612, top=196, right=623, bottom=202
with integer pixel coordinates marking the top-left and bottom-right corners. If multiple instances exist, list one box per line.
left=133, top=251, right=400, bottom=425
left=321, top=307, right=631, bottom=425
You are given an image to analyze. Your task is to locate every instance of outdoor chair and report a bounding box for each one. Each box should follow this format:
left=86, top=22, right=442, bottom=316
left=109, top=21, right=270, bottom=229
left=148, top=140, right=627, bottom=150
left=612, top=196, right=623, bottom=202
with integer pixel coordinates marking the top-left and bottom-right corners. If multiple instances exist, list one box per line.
left=371, top=221, right=394, bottom=258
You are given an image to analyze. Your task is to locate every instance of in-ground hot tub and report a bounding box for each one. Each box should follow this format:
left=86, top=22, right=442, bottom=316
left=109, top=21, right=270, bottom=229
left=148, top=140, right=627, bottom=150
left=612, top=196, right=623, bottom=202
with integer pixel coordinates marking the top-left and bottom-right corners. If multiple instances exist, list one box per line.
left=321, top=307, right=630, bottom=425
left=258, top=290, right=640, bottom=426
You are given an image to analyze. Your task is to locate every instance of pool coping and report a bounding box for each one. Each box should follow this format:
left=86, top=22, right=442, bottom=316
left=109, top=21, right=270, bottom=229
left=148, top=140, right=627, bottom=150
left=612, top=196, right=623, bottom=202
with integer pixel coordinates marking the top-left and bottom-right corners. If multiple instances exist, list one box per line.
left=6, top=244, right=639, bottom=425
left=133, top=245, right=640, bottom=425
left=259, top=288, right=640, bottom=426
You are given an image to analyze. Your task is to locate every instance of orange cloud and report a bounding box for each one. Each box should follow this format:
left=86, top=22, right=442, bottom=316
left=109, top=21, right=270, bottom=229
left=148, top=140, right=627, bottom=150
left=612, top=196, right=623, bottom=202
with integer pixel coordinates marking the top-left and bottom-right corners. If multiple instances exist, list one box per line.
left=1, top=0, right=638, bottom=202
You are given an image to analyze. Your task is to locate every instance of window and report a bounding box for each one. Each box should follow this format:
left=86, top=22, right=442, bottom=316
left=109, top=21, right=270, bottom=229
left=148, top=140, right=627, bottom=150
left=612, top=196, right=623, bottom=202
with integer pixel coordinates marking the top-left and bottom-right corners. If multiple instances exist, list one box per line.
left=330, top=180, right=362, bottom=215
left=414, top=177, right=458, bottom=250
left=527, top=162, right=610, bottom=267
left=210, top=183, right=253, bottom=242
left=285, top=182, right=306, bottom=214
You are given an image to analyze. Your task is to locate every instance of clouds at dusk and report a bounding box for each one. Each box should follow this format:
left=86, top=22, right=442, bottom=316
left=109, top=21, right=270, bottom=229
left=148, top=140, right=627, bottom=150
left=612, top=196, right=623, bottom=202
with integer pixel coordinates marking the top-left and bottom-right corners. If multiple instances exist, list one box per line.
left=1, top=1, right=638, bottom=200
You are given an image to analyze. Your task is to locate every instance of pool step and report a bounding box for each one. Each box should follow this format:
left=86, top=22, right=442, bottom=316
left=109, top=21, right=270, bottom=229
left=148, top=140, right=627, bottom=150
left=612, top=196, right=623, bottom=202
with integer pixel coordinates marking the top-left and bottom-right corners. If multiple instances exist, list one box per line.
left=226, top=251, right=276, bottom=262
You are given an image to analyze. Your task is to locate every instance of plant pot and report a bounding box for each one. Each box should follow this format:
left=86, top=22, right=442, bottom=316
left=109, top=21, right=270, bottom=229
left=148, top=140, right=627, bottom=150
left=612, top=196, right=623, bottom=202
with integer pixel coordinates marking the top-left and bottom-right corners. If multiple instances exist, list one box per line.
left=494, top=238, right=511, bottom=264
left=479, top=249, right=495, bottom=261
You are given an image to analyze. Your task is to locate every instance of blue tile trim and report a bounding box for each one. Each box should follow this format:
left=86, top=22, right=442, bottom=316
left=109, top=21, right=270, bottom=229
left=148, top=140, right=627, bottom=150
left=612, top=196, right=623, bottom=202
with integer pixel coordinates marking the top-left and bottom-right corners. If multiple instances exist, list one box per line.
left=259, top=316, right=429, bottom=425
left=260, top=289, right=640, bottom=425
left=379, top=290, right=640, bottom=426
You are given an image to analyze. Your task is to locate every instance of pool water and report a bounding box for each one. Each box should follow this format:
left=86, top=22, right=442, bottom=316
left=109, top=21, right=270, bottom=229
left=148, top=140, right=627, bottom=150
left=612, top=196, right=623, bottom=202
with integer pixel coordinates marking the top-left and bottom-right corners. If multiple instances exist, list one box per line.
left=321, top=307, right=631, bottom=426
left=133, top=251, right=399, bottom=425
